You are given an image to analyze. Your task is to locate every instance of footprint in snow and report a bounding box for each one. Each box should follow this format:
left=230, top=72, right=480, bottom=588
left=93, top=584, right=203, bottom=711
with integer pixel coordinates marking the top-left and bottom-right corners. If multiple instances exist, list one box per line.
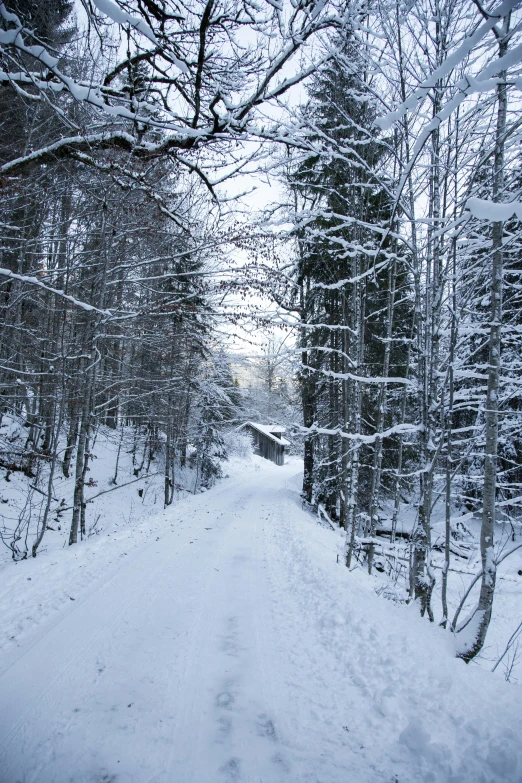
left=89, top=771, right=117, bottom=783
left=219, top=756, right=241, bottom=780
left=216, top=714, right=232, bottom=742
left=216, top=691, right=235, bottom=709
left=271, top=752, right=290, bottom=773
left=256, top=713, right=277, bottom=742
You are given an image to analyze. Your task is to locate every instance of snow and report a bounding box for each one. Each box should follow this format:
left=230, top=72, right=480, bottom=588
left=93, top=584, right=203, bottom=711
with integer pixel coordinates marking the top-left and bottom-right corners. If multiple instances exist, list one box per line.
left=466, top=197, right=522, bottom=222
left=0, top=458, right=521, bottom=783
left=308, top=420, right=423, bottom=444
left=302, top=363, right=413, bottom=386
left=91, top=0, right=158, bottom=45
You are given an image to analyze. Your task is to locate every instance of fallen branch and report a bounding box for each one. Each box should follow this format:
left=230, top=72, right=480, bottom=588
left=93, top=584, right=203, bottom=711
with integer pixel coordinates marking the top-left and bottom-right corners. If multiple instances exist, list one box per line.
left=317, top=503, right=336, bottom=530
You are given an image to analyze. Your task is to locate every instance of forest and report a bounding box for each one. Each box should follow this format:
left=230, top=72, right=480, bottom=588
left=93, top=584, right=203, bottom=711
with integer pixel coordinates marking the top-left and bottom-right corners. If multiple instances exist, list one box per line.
left=1, top=0, right=522, bottom=686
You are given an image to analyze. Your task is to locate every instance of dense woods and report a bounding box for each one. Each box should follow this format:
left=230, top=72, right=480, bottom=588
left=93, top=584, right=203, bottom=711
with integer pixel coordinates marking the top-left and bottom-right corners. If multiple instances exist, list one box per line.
left=1, top=0, right=522, bottom=667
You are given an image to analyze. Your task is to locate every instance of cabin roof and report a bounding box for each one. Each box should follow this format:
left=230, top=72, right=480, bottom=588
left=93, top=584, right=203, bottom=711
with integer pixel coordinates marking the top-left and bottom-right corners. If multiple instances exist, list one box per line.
left=240, top=422, right=290, bottom=446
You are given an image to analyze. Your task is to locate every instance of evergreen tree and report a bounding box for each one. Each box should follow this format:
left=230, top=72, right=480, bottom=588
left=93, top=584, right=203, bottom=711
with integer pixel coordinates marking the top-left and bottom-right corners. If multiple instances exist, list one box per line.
left=288, top=37, right=412, bottom=541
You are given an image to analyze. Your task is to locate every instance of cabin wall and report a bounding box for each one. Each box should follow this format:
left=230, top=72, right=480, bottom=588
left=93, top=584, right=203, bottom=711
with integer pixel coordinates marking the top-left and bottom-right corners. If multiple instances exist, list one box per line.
left=247, top=427, right=284, bottom=466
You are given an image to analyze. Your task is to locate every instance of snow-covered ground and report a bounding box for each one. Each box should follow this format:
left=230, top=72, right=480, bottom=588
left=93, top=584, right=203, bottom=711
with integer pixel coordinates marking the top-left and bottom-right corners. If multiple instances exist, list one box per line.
left=1, top=456, right=521, bottom=782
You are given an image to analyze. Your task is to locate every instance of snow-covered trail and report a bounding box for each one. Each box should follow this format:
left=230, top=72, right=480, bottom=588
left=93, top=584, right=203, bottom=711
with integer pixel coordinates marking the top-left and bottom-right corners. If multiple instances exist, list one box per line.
left=0, top=459, right=521, bottom=783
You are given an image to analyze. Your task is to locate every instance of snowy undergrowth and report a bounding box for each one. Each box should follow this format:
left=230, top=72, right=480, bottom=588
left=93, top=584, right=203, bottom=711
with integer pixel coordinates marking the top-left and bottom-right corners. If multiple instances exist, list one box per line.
left=370, top=504, right=522, bottom=682
left=0, top=421, right=168, bottom=562
left=350, top=531, right=522, bottom=682
left=337, top=495, right=522, bottom=682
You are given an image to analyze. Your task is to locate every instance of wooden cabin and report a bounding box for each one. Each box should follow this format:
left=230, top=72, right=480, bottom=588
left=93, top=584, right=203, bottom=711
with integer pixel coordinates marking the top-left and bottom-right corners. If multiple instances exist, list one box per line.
left=240, top=422, right=290, bottom=466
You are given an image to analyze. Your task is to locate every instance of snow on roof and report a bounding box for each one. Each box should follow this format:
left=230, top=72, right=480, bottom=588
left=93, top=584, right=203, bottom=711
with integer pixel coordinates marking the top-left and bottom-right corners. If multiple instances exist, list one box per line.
left=240, top=422, right=290, bottom=446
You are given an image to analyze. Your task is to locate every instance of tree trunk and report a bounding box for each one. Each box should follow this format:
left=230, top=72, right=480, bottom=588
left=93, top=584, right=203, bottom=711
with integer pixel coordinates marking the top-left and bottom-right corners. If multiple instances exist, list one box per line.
left=457, top=24, right=509, bottom=660
left=368, top=258, right=396, bottom=573
left=300, top=278, right=316, bottom=505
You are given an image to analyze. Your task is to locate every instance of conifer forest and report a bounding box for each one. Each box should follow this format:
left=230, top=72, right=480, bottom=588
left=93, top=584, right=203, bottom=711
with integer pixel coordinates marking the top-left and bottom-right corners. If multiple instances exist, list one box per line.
left=0, top=2, right=522, bottom=781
